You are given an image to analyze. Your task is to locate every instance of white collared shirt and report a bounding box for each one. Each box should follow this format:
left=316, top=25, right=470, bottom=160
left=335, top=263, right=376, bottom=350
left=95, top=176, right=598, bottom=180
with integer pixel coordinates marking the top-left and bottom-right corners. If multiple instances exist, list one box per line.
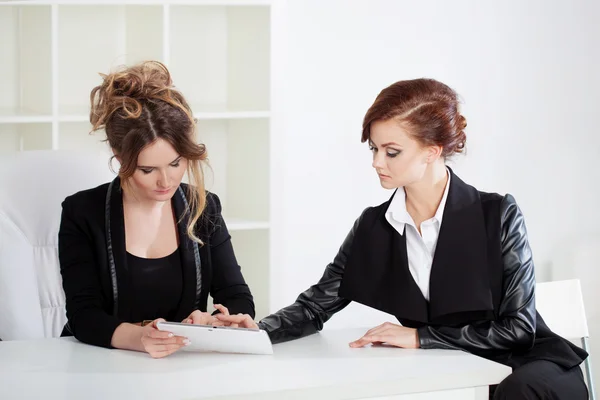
left=384, top=170, right=451, bottom=301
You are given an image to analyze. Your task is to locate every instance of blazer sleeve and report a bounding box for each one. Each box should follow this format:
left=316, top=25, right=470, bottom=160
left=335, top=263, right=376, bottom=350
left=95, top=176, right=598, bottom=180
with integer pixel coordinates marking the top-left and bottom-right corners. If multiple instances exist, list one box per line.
left=59, top=196, right=122, bottom=348
left=257, top=211, right=367, bottom=344
left=417, top=194, right=537, bottom=354
left=207, top=193, right=256, bottom=319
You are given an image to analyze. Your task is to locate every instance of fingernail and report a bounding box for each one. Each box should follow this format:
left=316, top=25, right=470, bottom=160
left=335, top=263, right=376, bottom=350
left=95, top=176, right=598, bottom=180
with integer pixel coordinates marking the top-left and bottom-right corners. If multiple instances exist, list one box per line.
left=168, top=333, right=174, bottom=338
left=183, top=339, right=191, bottom=346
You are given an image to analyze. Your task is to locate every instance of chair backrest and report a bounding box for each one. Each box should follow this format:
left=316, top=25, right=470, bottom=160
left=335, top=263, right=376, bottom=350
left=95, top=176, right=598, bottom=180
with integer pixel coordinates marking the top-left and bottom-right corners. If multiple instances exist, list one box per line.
left=0, top=150, right=114, bottom=340
left=536, top=279, right=590, bottom=340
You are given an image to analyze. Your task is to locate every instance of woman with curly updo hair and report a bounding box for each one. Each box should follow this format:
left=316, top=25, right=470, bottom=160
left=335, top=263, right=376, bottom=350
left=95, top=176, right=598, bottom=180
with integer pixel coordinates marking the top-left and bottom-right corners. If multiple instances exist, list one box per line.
left=58, top=61, right=255, bottom=358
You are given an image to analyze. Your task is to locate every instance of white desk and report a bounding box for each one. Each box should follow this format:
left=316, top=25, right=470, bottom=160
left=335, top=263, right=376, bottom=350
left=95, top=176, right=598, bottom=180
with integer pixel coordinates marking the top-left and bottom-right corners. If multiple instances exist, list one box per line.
left=0, top=328, right=511, bottom=400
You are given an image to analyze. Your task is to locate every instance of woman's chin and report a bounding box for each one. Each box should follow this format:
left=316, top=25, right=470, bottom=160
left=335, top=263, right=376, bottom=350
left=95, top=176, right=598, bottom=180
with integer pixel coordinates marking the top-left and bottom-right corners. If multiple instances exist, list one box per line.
left=379, top=180, right=397, bottom=190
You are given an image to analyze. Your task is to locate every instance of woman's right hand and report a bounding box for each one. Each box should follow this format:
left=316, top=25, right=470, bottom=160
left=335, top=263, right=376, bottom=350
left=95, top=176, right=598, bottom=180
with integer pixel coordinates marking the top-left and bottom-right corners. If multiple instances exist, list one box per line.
left=215, top=313, right=259, bottom=330
left=140, top=318, right=190, bottom=358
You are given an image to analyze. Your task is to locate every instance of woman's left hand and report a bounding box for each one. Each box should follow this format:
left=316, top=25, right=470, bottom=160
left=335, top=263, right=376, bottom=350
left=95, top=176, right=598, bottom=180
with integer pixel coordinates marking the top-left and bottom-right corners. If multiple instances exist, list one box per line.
left=182, top=305, right=233, bottom=325
left=182, top=310, right=217, bottom=325
left=214, top=313, right=259, bottom=330
left=349, top=322, right=420, bottom=349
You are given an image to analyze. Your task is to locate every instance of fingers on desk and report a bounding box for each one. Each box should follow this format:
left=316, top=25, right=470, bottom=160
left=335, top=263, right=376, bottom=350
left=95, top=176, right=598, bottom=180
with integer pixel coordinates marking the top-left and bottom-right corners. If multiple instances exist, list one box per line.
left=349, top=335, right=389, bottom=348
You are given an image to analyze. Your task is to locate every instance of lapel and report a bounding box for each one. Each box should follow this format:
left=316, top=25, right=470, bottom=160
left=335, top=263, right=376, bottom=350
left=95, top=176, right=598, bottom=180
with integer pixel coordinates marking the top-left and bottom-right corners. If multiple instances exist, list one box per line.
left=428, top=169, right=494, bottom=323
left=106, top=178, right=132, bottom=321
left=105, top=178, right=202, bottom=322
left=339, top=196, right=430, bottom=323
left=339, top=168, right=494, bottom=325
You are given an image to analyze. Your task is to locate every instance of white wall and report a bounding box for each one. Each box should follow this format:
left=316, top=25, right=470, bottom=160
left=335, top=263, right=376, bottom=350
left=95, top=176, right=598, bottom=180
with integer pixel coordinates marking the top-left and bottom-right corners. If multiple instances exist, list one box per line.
left=271, top=0, right=600, bottom=355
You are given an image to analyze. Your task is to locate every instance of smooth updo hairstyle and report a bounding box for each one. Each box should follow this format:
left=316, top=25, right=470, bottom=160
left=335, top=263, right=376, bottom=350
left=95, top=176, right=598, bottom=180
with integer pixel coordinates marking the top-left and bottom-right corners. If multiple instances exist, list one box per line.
left=89, top=60, right=207, bottom=244
left=361, top=78, right=467, bottom=158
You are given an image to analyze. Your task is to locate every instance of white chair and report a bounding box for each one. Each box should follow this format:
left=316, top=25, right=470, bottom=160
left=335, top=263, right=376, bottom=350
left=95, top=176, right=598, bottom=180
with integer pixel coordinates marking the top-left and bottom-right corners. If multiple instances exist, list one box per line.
left=536, top=279, right=596, bottom=399
left=0, top=150, right=115, bottom=340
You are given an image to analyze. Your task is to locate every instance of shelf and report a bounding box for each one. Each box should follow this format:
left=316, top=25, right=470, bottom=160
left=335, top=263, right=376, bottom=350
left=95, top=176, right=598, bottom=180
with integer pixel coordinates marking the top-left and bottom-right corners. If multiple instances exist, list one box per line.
left=57, top=5, right=163, bottom=115
left=0, top=1, right=274, bottom=324
left=57, top=107, right=270, bottom=122
left=169, top=5, right=270, bottom=113
left=0, top=123, right=53, bottom=153
left=0, top=5, right=52, bottom=118
left=58, top=115, right=89, bottom=123
left=229, top=229, right=270, bottom=319
left=226, top=219, right=270, bottom=231
left=0, top=108, right=53, bottom=124
left=194, top=111, right=270, bottom=120
left=197, top=119, right=269, bottom=222
left=0, top=126, right=21, bottom=153
left=57, top=106, right=92, bottom=123
left=226, top=6, right=271, bottom=111
left=57, top=122, right=111, bottom=154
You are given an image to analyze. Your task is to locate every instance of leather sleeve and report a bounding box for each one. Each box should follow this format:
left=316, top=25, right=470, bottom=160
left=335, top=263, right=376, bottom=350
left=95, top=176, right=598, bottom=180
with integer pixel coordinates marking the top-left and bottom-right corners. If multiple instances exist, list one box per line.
left=257, top=211, right=368, bottom=344
left=417, top=194, right=537, bottom=354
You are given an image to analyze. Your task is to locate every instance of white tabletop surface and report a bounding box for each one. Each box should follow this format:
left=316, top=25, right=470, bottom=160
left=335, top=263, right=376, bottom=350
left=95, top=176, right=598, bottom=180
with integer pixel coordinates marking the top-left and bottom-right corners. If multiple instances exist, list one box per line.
left=0, top=327, right=511, bottom=400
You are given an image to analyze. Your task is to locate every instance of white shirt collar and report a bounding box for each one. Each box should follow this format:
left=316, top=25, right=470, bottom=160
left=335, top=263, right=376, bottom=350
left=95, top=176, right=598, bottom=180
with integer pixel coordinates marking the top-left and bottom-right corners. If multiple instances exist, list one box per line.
left=386, top=168, right=451, bottom=229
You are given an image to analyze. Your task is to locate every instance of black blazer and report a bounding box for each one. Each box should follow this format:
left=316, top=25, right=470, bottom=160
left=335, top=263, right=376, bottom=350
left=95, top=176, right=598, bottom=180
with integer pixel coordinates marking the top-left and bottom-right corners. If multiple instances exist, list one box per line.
left=58, top=177, right=255, bottom=348
left=258, top=169, right=587, bottom=370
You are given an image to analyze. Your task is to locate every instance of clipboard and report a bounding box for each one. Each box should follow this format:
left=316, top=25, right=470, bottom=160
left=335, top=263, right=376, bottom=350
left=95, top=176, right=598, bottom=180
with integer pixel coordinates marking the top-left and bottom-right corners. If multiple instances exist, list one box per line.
left=156, top=321, right=273, bottom=355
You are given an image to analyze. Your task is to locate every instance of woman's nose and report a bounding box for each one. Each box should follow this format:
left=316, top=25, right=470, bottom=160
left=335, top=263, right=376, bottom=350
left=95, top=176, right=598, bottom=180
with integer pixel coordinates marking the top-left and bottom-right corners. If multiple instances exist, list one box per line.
left=157, top=170, right=169, bottom=188
left=372, top=153, right=384, bottom=169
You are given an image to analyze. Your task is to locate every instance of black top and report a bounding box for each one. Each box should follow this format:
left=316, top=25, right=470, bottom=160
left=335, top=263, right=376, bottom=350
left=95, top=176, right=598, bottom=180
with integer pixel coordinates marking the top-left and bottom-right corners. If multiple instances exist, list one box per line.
left=127, top=248, right=183, bottom=322
left=59, top=178, right=255, bottom=348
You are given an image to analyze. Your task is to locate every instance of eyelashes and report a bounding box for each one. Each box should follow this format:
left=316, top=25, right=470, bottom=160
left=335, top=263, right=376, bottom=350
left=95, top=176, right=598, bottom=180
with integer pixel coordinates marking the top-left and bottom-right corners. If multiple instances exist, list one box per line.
left=369, top=146, right=400, bottom=158
left=139, top=162, right=181, bottom=175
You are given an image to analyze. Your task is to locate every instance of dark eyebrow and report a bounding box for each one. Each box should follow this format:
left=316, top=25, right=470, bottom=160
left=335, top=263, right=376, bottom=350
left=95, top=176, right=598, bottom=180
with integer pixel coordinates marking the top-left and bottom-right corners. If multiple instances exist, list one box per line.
left=369, top=141, right=401, bottom=148
left=138, top=156, right=182, bottom=169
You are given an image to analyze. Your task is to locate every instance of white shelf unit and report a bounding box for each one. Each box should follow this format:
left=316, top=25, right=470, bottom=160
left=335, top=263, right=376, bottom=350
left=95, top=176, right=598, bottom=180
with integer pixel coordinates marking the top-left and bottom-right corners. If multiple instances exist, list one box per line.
left=0, top=0, right=276, bottom=320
